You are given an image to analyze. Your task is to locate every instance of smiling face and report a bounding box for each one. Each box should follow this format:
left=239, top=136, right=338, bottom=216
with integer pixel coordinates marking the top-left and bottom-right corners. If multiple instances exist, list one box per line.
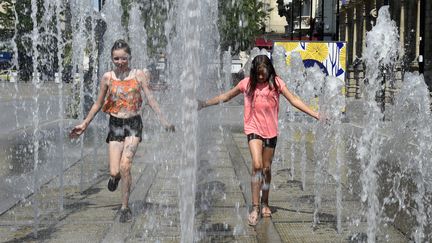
left=111, top=49, right=130, bottom=70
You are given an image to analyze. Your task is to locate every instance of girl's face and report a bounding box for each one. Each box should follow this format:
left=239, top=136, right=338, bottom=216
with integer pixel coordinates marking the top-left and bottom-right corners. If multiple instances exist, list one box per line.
left=112, top=49, right=130, bottom=69
left=257, top=66, right=269, bottom=83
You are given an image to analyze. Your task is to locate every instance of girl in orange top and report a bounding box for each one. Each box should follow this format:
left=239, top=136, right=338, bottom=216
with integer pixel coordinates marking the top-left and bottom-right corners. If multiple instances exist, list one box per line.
left=70, top=39, right=174, bottom=223
left=198, top=55, right=320, bottom=226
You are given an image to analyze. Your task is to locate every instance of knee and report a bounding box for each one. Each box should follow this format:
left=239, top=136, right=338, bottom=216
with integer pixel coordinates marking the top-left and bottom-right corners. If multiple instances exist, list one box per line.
left=251, top=170, right=263, bottom=182
left=123, top=150, right=134, bottom=162
left=252, top=159, right=263, bottom=172
left=120, top=160, right=131, bottom=174
left=263, top=166, right=271, bottom=176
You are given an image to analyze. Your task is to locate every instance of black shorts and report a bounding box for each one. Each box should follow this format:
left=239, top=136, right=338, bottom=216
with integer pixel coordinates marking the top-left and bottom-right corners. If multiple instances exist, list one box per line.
left=106, top=115, right=143, bottom=143
left=247, top=133, right=277, bottom=148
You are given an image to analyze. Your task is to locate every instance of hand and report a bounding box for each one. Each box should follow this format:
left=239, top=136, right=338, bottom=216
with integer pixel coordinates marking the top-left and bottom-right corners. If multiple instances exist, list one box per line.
left=69, top=123, right=87, bottom=139
left=165, top=124, right=175, bottom=132
left=197, top=99, right=206, bottom=111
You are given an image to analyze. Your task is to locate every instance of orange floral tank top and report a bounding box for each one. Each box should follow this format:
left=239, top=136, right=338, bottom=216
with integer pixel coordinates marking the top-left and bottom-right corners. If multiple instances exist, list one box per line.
left=102, top=73, right=143, bottom=114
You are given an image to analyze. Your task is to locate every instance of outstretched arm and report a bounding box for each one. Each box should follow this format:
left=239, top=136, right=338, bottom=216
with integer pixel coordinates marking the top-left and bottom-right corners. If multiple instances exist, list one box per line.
left=198, top=86, right=241, bottom=110
left=138, top=69, right=174, bottom=130
left=280, top=86, right=320, bottom=120
left=70, top=72, right=110, bottom=138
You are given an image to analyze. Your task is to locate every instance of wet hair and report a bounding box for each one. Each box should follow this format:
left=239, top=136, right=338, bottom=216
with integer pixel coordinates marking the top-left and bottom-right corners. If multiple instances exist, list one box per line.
left=111, top=39, right=131, bottom=57
left=248, top=55, right=278, bottom=97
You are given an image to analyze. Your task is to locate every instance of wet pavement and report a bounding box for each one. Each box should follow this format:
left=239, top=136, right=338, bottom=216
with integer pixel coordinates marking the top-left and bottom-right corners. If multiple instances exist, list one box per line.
left=0, top=104, right=410, bottom=243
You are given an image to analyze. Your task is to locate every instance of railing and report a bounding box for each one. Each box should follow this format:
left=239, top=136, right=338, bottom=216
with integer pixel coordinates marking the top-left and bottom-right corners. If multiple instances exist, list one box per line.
left=345, top=64, right=405, bottom=104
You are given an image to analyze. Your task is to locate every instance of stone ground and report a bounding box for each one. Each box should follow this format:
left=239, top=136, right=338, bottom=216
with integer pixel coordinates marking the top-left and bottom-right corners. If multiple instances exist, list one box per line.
left=0, top=82, right=409, bottom=243
left=0, top=104, right=410, bottom=243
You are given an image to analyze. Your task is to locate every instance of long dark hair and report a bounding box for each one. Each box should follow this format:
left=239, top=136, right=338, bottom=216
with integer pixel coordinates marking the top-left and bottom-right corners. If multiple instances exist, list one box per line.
left=111, top=39, right=131, bottom=57
left=248, top=55, right=278, bottom=97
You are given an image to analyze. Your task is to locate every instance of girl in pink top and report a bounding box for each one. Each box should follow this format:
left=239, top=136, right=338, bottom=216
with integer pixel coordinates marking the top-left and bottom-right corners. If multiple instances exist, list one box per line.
left=199, top=55, right=320, bottom=226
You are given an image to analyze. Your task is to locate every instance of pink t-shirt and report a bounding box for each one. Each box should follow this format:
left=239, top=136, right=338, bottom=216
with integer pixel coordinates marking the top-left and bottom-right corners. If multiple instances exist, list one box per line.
left=236, top=76, right=286, bottom=138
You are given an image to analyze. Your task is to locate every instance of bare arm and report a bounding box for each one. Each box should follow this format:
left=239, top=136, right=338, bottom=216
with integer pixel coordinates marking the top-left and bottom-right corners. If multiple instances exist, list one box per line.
left=198, top=85, right=241, bottom=110
left=82, top=73, right=110, bottom=125
left=138, top=69, right=173, bottom=129
left=280, top=85, right=320, bottom=120
left=70, top=72, right=110, bottom=138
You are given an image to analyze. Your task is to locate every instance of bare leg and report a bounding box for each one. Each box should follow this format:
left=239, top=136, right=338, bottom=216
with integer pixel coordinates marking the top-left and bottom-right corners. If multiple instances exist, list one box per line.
left=109, top=141, right=124, bottom=178
left=247, top=139, right=264, bottom=225
left=119, top=136, right=140, bottom=209
left=248, top=139, right=264, bottom=208
left=261, top=147, right=275, bottom=212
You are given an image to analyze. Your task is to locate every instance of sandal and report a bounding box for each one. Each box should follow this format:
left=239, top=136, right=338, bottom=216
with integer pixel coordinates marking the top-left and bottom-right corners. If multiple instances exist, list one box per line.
left=261, top=205, right=271, bottom=217
left=248, top=207, right=260, bottom=226
left=119, top=207, right=132, bottom=223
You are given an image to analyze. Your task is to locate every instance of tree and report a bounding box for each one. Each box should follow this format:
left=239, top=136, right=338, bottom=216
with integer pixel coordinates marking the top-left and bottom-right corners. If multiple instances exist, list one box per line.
left=276, top=0, right=292, bottom=25
left=12, top=0, right=33, bottom=80
left=276, top=0, right=302, bottom=35
left=0, top=0, right=15, bottom=40
left=218, top=0, right=270, bottom=54
left=115, top=0, right=173, bottom=58
left=139, top=0, right=173, bottom=57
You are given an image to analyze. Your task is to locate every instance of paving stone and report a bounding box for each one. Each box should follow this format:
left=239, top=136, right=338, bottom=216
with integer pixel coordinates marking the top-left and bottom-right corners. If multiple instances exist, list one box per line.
left=274, top=222, right=407, bottom=243
left=0, top=111, right=412, bottom=242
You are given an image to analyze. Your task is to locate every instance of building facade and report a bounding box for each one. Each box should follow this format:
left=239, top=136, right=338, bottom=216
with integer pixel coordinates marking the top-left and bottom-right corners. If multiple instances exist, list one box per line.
left=261, top=0, right=431, bottom=102
left=425, top=0, right=432, bottom=88
left=255, top=0, right=340, bottom=51
left=339, top=0, right=431, bottom=101
left=262, top=0, right=287, bottom=33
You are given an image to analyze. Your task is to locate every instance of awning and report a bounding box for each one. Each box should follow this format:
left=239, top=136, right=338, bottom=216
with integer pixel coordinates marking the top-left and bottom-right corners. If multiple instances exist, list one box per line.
left=254, top=38, right=273, bottom=49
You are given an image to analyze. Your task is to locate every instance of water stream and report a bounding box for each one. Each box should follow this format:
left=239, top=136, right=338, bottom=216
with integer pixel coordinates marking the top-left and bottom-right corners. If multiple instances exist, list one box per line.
left=1, top=2, right=432, bottom=242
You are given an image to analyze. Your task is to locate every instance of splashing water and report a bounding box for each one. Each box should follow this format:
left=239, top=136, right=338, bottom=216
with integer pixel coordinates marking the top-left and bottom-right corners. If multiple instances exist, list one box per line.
left=388, top=72, right=431, bottom=242
left=242, top=47, right=260, bottom=77
left=128, top=3, right=149, bottom=70
left=326, top=77, right=346, bottom=234
left=357, top=6, right=399, bottom=242
left=99, top=0, right=126, bottom=74
left=273, top=46, right=291, bottom=173
left=54, top=0, right=65, bottom=212
left=3, top=1, right=432, bottom=242
left=30, top=0, right=41, bottom=236
left=222, top=47, right=232, bottom=92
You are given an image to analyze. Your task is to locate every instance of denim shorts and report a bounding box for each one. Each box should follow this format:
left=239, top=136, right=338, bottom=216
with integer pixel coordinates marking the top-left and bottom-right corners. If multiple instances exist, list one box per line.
left=247, top=133, right=277, bottom=148
left=106, top=115, right=143, bottom=143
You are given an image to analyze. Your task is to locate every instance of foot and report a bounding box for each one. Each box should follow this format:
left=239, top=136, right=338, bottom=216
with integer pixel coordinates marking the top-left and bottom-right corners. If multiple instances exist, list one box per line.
left=119, top=207, right=132, bottom=223
left=248, top=207, right=260, bottom=226
left=261, top=205, right=271, bottom=217
left=107, top=176, right=120, bottom=192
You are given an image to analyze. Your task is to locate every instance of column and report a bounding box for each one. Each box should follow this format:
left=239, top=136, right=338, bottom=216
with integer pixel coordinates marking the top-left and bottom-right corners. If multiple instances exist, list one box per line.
left=425, top=0, right=432, bottom=88
left=344, top=8, right=353, bottom=97
left=352, top=5, right=357, bottom=60
left=345, top=10, right=349, bottom=44
left=362, top=3, right=367, bottom=51
left=416, top=0, right=420, bottom=59
left=399, top=0, right=405, bottom=54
